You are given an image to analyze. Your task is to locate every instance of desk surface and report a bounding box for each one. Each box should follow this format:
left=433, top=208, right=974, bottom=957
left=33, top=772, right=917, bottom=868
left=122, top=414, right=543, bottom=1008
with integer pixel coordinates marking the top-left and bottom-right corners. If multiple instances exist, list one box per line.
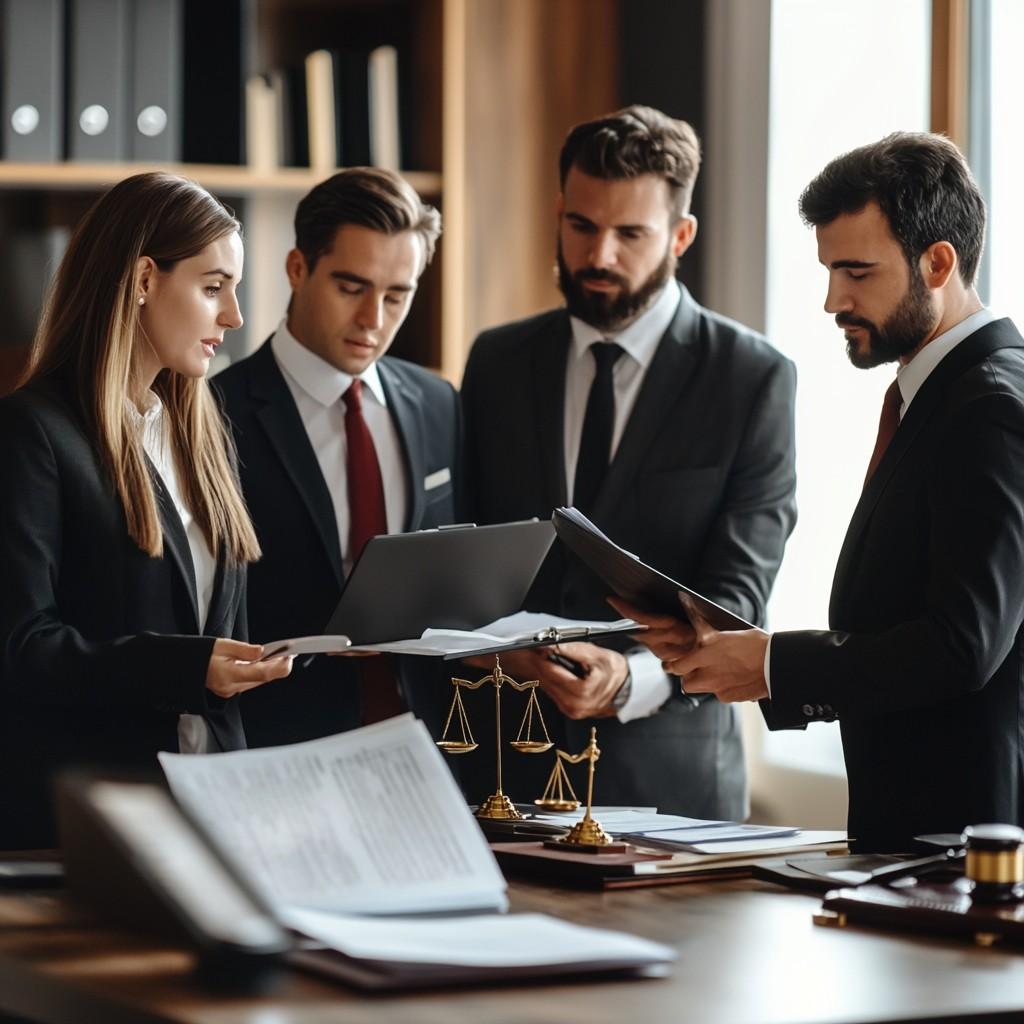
left=1, top=878, right=1024, bottom=1024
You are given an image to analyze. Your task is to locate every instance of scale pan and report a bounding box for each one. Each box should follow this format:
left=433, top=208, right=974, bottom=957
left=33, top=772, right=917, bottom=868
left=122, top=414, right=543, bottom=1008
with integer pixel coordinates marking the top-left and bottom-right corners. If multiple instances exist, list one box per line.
left=436, top=741, right=478, bottom=754
left=534, top=798, right=579, bottom=811
left=510, top=740, right=554, bottom=754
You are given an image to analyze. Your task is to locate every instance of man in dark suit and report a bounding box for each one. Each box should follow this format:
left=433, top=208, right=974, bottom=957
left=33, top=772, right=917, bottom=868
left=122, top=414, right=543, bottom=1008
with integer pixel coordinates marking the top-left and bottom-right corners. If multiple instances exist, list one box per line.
left=459, top=107, right=797, bottom=818
left=216, top=168, right=461, bottom=745
left=621, top=132, right=1024, bottom=851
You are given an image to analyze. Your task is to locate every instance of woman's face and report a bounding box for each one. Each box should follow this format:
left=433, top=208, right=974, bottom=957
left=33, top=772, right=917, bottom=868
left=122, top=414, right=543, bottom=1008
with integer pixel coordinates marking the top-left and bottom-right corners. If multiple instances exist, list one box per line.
left=136, top=231, right=244, bottom=386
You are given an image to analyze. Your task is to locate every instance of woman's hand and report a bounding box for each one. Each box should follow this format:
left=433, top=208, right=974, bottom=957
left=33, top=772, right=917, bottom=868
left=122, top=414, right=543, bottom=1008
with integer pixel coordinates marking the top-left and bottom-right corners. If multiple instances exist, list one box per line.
left=205, top=639, right=292, bottom=699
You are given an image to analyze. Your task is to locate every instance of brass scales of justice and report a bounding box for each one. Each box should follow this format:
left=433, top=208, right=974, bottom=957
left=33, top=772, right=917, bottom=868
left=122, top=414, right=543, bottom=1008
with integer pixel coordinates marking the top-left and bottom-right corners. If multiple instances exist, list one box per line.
left=436, top=655, right=622, bottom=849
left=436, top=654, right=553, bottom=820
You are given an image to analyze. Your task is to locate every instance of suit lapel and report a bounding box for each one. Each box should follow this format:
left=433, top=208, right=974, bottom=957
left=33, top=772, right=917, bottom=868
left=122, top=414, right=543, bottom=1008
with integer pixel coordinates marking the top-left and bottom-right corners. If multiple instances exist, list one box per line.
left=378, top=358, right=426, bottom=530
left=531, top=314, right=571, bottom=511
left=591, top=288, right=701, bottom=520
left=149, top=464, right=200, bottom=632
left=831, top=318, right=1024, bottom=605
left=250, top=340, right=345, bottom=587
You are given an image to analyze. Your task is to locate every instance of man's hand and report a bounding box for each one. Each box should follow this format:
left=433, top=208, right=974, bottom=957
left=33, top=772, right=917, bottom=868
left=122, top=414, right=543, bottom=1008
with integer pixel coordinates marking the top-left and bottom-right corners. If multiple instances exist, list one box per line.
left=205, top=639, right=293, bottom=699
left=609, top=595, right=769, bottom=703
left=464, top=643, right=629, bottom=719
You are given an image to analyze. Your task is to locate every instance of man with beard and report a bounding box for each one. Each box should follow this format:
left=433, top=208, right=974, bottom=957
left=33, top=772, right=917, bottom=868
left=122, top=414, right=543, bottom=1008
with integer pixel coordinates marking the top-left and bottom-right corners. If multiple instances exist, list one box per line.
left=458, top=106, right=797, bottom=818
left=619, top=132, right=1024, bottom=851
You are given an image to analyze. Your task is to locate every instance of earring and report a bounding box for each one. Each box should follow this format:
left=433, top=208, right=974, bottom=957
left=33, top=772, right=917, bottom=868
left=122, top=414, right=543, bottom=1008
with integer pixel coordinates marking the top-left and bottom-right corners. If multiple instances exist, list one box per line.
left=138, top=297, right=145, bottom=306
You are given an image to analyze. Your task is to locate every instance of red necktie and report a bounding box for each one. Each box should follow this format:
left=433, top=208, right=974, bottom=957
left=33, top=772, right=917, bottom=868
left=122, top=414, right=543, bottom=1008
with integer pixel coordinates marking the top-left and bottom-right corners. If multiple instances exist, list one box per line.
left=343, top=379, right=402, bottom=723
left=864, top=378, right=902, bottom=487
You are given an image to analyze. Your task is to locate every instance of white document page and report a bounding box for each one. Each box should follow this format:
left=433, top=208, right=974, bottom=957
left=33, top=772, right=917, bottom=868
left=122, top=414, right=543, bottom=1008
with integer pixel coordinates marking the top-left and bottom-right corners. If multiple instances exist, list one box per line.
left=158, top=715, right=507, bottom=916
left=283, top=908, right=675, bottom=968
left=532, top=810, right=721, bottom=834
left=348, top=613, right=638, bottom=656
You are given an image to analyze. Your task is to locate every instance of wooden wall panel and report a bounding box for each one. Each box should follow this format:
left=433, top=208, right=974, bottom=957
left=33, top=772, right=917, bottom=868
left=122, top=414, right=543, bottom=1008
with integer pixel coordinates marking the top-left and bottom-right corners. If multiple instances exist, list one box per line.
left=445, top=0, right=619, bottom=378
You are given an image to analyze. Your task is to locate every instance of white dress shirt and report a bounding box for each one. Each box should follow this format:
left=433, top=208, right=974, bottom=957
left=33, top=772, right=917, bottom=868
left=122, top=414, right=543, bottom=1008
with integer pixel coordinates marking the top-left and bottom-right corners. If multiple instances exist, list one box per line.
left=129, top=393, right=216, bottom=754
left=762, top=307, right=998, bottom=695
left=565, top=281, right=681, bottom=723
left=271, top=318, right=409, bottom=572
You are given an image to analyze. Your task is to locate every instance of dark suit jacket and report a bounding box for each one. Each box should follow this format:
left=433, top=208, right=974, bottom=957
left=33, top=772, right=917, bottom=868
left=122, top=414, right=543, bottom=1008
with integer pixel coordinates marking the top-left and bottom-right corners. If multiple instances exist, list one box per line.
left=0, top=377, right=247, bottom=850
left=767, top=318, right=1024, bottom=851
left=214, top=338, right=462, bottom=746
left=460, top=287, right=797, bottom=818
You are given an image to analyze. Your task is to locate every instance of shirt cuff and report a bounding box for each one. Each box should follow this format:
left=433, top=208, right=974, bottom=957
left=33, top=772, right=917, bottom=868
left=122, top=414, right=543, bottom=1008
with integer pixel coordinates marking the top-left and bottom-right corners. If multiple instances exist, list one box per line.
left=763, top=633, right=773, bottom=698
left=616, top=647, right=673, bottom=723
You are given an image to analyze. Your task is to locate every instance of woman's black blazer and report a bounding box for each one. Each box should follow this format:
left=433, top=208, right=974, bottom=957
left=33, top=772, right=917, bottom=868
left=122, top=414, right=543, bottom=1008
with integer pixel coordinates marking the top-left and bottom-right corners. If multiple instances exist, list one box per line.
left=0, top=378, right=247, bottom=848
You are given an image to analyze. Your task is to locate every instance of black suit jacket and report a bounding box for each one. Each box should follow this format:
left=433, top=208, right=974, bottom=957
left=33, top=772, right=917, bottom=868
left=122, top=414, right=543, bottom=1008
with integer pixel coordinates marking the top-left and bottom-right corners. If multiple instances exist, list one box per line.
left=460, top=287, right=797, bottom=817
left=0, top=378, right=247, bottom=849
left=768, top=318, right=1024, bottom=851
left=214, top=338, right=462, bottom=746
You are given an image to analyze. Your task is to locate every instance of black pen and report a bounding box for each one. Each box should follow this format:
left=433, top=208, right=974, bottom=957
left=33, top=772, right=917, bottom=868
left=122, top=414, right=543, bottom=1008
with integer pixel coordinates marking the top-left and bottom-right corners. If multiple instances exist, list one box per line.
left=548, top=651, right=589, bottom=678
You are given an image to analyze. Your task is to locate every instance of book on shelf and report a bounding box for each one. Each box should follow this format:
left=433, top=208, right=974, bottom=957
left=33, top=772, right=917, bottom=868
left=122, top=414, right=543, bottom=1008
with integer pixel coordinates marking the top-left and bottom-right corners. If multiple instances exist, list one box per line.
left=129, top=0, right=183, bottom=161
left=244, top=73, right=277, bottom=172
left=368, top=44, right=401, bottom=170
left=1, top=0, right=64, bottom=161
left=67, top=0, right=130, bottom=161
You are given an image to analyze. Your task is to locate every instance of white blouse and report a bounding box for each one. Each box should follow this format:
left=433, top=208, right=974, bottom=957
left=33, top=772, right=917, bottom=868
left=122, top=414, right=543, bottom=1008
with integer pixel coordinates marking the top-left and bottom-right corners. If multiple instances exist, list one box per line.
left=128, top=394, right=216, bottom=753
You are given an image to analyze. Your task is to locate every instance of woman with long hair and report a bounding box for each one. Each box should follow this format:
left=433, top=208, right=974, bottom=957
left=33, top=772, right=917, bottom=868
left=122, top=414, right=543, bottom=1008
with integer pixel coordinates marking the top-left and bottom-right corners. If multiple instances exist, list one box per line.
left=0, top=172, right=291, bottom=848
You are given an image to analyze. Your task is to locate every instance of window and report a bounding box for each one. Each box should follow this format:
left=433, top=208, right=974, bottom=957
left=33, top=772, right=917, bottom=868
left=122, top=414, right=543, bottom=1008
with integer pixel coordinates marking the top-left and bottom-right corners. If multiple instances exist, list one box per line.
left=982, top=0, right=1023, bottom=326
left=761, top=0, right=932, bottom=775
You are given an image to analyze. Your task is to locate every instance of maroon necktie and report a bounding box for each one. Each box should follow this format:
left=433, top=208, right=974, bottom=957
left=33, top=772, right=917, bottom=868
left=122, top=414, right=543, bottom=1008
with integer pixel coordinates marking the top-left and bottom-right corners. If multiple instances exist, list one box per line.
left=863, top=378, right=902, bottom=487
left=343, top=379, right=402, bottom=723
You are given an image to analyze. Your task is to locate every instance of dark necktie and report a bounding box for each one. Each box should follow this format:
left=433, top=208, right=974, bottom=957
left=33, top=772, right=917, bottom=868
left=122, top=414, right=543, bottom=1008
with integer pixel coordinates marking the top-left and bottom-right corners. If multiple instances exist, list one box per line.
left=343, top=379, right=402, bottom=723
left=863, top=378, right=902, bottom=487
left=573, top=341, right=624, bottom=513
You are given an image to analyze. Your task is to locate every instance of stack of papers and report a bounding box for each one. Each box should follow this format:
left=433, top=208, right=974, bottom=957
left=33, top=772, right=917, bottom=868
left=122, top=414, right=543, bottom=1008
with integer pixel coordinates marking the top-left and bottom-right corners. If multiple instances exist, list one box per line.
left=159, top=716, right=675, bottom=988
left=286, top=908, right=675, bottom=989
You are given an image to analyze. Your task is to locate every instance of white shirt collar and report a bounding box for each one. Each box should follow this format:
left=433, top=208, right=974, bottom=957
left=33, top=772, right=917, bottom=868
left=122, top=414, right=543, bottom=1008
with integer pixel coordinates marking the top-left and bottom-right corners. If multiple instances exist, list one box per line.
left=897, top=307, right=997, bottom=415
left=271, top=317, right=388, bottom=409
left=126, top=391, right=166, bottom=453
left=569, top=280, right=681, bottom=368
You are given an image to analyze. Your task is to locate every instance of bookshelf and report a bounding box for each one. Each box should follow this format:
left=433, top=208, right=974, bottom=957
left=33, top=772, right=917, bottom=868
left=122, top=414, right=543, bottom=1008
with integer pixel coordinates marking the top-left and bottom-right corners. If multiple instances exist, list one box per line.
left=0, top=0, right=618, bottom=391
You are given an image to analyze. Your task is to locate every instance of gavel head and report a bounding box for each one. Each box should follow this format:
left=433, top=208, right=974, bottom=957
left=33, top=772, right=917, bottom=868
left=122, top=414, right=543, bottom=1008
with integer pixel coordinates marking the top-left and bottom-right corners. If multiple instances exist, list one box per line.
left=963, top=823, right=1024, bottom=903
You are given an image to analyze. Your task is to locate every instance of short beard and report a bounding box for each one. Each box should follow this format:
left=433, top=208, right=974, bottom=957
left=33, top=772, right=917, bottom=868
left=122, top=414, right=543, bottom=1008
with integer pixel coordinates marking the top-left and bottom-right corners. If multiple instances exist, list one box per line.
left=557, top=243, right=676, bottom=333
left=841, top=266, right=937, bottom=369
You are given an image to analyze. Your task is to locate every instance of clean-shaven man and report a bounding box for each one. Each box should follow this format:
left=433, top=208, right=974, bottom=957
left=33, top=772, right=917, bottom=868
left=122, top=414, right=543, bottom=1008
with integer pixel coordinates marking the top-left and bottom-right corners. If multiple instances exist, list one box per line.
left=217, top=168, right=460, bottom=744
left=621, top=132, right=1024, bottom=851
left=460, top=107, right=797, bottom=818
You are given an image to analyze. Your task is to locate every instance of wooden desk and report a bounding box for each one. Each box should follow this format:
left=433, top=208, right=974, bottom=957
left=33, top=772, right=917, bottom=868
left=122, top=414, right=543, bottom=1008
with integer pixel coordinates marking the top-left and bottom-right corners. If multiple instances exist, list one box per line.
left=1, top=878, right=1024, bottom=1024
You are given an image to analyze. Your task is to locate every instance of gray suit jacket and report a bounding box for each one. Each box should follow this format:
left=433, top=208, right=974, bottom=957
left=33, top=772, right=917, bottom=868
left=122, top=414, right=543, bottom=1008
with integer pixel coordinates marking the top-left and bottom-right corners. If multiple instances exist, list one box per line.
left=459, top=287, right=797, bottom=818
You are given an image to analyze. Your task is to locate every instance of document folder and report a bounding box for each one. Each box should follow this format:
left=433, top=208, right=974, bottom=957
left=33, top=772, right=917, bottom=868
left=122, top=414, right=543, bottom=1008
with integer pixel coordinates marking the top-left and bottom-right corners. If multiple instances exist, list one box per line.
left=552, top=507, right=759, bottom=632
left=437, top=617, right=639, bottom=661
left=323, top=519, right=555, bottom=645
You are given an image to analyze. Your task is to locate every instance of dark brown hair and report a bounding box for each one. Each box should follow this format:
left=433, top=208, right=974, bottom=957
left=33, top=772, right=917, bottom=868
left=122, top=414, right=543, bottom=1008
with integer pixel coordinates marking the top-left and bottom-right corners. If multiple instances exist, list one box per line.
left=799, top=132, right=986, bottom=286
left=294, top=167, right=442, bottom=273
left=558, top=105, right=701, bottom=219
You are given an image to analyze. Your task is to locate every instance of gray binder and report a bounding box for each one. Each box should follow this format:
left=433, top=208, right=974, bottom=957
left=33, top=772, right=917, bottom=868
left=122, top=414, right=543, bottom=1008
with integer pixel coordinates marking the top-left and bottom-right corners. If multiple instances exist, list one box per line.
left=129, top=0, right=182, bottom=161
left=68, top=0, right=129, bottom=160
left=1, top=0, right=64, bottom=160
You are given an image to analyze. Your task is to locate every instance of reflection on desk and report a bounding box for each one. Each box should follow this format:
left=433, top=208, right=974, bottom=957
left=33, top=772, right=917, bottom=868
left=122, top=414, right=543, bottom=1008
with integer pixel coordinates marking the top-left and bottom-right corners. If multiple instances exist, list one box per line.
left=2, top=878, right=1024, bottom=1023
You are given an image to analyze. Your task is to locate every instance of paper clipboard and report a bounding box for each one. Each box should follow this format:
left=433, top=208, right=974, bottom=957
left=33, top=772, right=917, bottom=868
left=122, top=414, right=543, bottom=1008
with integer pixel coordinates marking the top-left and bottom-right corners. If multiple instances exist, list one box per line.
left=552, top=507, right=761, bottom=633
left=440, top=619, right=642, bottom=661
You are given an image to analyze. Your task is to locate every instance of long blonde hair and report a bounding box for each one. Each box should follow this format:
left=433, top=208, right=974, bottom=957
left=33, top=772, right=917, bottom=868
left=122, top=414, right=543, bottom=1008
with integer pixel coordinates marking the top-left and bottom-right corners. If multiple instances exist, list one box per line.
left=21, top=172, right=260, bottom=563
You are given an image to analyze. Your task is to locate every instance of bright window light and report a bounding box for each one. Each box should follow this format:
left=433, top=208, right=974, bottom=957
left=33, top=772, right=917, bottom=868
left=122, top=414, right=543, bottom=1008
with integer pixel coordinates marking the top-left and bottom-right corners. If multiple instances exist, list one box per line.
left=763, top=0, right=931, bottom=775
left=986, top=0, right=1024, bottom=327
